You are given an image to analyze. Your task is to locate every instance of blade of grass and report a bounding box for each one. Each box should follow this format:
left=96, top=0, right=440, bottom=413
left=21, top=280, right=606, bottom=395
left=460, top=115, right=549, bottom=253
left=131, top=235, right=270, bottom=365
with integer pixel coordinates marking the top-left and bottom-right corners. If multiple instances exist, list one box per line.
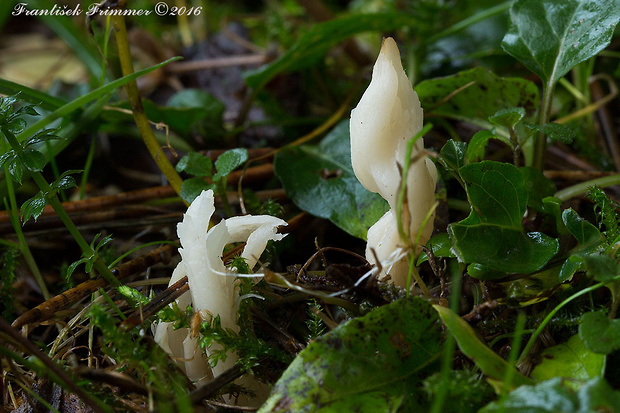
left=15, top=56, right=181, bottom=144
left=0, top=79, right=67, bottom=111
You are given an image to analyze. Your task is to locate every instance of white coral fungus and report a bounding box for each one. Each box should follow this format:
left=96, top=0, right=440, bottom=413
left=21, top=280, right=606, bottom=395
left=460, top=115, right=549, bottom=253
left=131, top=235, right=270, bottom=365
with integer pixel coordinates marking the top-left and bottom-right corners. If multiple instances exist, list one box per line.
left=154, top=189, right=287, bottom=384
left=350, top=37, right=437, bottom=287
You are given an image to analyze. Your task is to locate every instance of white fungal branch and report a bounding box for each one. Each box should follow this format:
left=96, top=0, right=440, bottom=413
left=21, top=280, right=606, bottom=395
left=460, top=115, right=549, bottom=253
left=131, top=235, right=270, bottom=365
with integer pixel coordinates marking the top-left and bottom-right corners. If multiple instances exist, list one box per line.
left=350, top=37, right=437, bottom=287
left=154, top=189, right=287, bottom=383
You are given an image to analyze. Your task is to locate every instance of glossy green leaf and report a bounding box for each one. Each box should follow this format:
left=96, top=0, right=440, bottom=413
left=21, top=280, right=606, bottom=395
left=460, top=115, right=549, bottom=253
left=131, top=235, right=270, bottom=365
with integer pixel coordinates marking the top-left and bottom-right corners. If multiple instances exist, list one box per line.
left=7, top=118, right=26, bottom=135
left=20, top=191, right=47, bottom=223
left=530, top=334, right=605, bottom=383
left=416, top=67, right=539, bottom=126
left=448, top=161, right=559, bottom=275
left=579, top=311, right=620, bottom=354
left=466, top=130, right=511, bottom=163
left=245, top=13, right=417, bottom=90
left=480, top=377, right=620, bottom=412
left=559, top=209, right=605, bottom=282
left=488, top=107, right=526, bottom=129
left=179, top=177, right=215, bottom=205
left=21, top=149, right=46, bottom=172
left=502, top=0, right=620, bottom=86
left=520, top=167, right=557, bottom=212
left=164, top=89, right=225, bottom=139
left=439, top=139, right=467, bottom=174
left=175, top=152, right=213, bottom=177
left=274, top=121, right=389, bottom=240
left=214, top=148, right=249, bottom=179
left=260, top=298, right=441, bottom=412
left=433, top=305, right=534, bottom=389
left=8, top=158, right=23, bottom=185
left=51, top=170, right=82, bottom=191
left=584, top=254, right=619, bottom=282
left=418, top=232, right=455, bottom=265
left=524, top=122, right=577, bottom=144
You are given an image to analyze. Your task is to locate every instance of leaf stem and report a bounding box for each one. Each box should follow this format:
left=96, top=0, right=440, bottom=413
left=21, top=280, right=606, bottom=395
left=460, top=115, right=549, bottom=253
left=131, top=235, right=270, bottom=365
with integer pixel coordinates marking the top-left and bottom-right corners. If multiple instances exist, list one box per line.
left=554, top=173, right=620, bottom=201
left=517, top=273, right=620, bottom=366
left=533, top=82, right=555, bottom=170
left=2, top=129, right=120, bottom=288
left=110, top=14, right=186, bottom=204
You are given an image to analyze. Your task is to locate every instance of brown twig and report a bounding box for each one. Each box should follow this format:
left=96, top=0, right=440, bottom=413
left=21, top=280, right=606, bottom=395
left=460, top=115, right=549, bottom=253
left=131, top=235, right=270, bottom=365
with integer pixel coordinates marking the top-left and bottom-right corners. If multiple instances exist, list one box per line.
left=0, top=316, right=109, bottom=413
left=167, top=55, right=268, bottom=73
left=12, top=243, right=177, bottom=329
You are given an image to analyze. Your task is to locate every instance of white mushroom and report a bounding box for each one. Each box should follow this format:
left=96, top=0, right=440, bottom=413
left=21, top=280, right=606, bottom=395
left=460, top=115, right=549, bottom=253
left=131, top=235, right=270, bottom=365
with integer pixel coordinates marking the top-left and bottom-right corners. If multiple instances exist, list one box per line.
left=154, top=189, right=287, bottom=391
left=350, top=37, right=437, bottom=287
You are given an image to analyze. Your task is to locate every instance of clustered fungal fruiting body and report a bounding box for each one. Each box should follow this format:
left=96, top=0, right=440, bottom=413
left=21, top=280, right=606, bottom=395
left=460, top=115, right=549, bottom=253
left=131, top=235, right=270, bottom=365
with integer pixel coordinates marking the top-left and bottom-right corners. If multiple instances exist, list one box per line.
left=350, top=37, right=437, bottom=287
left=154, top=189, right=287, bottom=386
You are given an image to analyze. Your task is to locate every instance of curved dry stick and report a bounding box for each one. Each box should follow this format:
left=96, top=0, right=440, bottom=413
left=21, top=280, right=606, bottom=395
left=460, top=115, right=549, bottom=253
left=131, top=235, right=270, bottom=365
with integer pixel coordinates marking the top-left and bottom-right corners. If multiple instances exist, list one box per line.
left=12, top=244, right=177, bottom=329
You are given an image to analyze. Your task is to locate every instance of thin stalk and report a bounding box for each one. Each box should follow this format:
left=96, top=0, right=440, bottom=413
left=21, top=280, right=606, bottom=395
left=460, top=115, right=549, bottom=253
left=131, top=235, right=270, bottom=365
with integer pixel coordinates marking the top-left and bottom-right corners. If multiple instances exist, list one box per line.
left=501, top=312, right=526, bottom=400
left=2, top=129, right=119, bottom=288
left=554, top=173, right=620, bottom=201
left=1, top=133, right=49, bottom=299
left=430, top=262, right=462, bottom=413
left=110, top=14, right=186, bottom=204
left=427, top=1, right=511, bottom=43
left=517, top=273, right=620, bottom=366
left=533, top=82, right=555, bottom=171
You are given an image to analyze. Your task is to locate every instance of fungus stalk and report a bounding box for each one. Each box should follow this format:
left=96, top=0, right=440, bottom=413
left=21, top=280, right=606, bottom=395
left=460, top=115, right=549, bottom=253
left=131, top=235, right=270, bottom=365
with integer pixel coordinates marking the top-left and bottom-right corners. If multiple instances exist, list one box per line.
left=154, top=189, right=287, bottom=402
left=350, top=37, right=437, bottom=288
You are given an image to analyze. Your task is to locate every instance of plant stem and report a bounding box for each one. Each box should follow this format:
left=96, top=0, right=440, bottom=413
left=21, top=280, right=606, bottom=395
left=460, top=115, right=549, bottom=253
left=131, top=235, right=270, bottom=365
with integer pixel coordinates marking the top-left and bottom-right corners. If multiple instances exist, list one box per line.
left=517, top=273, right=620, bottom=366
left=427, top=1, right=511, bottom=43
left=110, top=14, right=186, bottom=204
left=2, top=129, right=119, bottom=288
left=554, top=173, right=620, bottom=201
left=533, top=82, right=555, bottom=171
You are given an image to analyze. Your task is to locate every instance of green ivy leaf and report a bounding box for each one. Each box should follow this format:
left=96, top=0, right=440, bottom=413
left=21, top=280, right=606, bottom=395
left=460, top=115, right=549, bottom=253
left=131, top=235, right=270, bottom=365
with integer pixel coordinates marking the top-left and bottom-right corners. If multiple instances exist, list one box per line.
left=524, top=122, right=577, bottom=144
left=502, top=0, right=620, bottom=86
left=466, top=130, right=511, bottom=163
left=20, top=191, right=46, bottom=223
left=488, top=107, right=526, bottom=129
left=579, top=311, right=620, bottom=355
left=480, top=377, right=620, bottom=412
left=434, top=304, right=534, bottom=389
left=520, top=167, right=557, bottom=212
left=530, top=334, right=606, bottom=383
left=260, top=298, right=441, bottom=412
left=245, top=13, right=417, bottom=90
left=439, top=139, right=466, bottom=174
left=179, top=177, right=216, bottom=204
left=274, top=121, right=389, bottom=240
left=559, top=209, right=605, bottom=282
left=448, top=161, right=559, bottom=275
left=416, top=67, right=539, bottom=126
left=175, top=152, right=213, bottom=177
left=213, top=148, right=249, bottom=180
left=21, top=149, right=46, bottom=172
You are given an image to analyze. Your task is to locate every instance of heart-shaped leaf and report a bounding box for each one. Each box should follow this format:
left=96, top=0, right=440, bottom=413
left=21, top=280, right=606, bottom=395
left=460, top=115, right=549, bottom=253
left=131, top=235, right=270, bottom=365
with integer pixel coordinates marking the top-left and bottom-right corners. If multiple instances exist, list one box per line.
left=502, top=0, right=620, bottom=86
left=448, top=161, right=559, bottom=275
left=579, top=311, right=620, bottom=354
